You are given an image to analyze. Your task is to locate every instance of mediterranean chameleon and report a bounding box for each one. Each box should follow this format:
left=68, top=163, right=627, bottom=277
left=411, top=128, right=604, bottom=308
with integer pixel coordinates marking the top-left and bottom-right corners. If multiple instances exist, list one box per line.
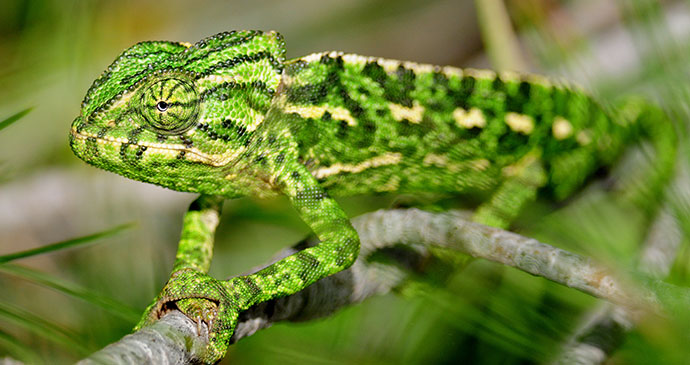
left=69, top=30, right=676, bottom=362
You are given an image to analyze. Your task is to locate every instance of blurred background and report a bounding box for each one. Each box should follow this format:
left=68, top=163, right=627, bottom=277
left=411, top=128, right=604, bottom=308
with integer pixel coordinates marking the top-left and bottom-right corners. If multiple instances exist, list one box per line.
left=1, top=0, right=690, bottom=363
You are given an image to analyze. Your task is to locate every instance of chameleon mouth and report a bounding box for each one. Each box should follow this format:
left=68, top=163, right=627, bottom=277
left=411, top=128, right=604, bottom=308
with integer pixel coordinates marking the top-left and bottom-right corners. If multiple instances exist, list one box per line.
left=69, top=125, right=235, bottom=167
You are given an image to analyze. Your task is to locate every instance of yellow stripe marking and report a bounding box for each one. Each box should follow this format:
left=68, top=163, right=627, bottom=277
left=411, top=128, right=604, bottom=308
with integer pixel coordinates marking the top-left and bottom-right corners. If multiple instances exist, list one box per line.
left=283, top=104, right=358, bottom=126
left=196, top=58, right=281, bottom=93
left=423, top=154, right=491, bottom=173
left=340, top=53, right=437, bottom=74
left=525, top=74, right=552, bottom=88
left=505, top=112, right=534, bottom=134
left=465, top=68, right=497, bottom=81
left=389, top=101, right=424, bottom=123
left=423, top=153, right=448, bottom=167
left=377, top=58, right=400, bottom=73
left=70, top=127, right=243, bottom=167
left=341, top=53, right=369, bottom=66
left=300, top=52, right=327, bottom=63
left=453, top=107, right=486, bottom=129
left=330, top=106, right=358, bottom=126
left=313, top=152, right=402, bottom=179
left=442, top=66, right=463, bottom=78
left=499, top=70, right=521, bottom=83
left=109, top=90, right=136, bottom=110
left=401, top=61, right=434, bottom=74
left=471, top=159, right=491, bottom=171
left=552, top=117, right=573, bottom=140
left=576, top=130, right=592, bottom=145
left=300, top=53, right=473, bottom=83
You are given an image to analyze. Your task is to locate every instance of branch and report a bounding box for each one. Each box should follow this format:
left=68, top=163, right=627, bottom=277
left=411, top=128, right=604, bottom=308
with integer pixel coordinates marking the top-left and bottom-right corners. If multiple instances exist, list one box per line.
left=80, top=208, right=688, bottom=364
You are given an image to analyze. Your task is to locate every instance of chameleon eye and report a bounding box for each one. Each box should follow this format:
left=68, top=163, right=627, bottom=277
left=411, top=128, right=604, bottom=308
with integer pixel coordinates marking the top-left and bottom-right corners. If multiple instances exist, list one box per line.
left=137, top=77, right=199, bottom=133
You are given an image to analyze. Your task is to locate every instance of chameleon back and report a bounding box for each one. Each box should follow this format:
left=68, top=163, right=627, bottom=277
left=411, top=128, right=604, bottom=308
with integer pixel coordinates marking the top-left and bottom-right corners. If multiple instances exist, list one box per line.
left=272, top=52, right=630, bottom=201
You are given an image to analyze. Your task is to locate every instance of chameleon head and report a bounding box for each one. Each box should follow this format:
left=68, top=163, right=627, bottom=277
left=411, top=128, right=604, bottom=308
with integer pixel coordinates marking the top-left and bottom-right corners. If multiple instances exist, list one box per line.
left=70, top=30, right=286, bottom=196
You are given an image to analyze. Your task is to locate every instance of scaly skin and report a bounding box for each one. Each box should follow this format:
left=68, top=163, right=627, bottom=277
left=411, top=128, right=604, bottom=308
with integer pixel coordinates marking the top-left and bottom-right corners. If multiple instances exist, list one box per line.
left=69, top=30, right=676, bottom=362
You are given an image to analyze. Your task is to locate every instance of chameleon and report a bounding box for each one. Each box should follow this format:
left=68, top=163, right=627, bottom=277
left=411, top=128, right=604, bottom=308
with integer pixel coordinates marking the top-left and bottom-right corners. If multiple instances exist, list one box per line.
left=69, top=30, right=676, bottom=362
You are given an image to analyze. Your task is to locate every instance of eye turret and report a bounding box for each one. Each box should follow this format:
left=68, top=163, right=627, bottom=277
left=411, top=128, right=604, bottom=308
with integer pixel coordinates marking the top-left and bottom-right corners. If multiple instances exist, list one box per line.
left=137, top=77, right=199, bottom=133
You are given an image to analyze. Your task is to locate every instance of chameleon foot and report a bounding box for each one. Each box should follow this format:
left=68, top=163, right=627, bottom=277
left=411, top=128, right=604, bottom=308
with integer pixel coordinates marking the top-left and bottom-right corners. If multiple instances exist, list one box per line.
left=135, top=269, right=240, bottom=363
left=176, top=298, right=219, bottom=335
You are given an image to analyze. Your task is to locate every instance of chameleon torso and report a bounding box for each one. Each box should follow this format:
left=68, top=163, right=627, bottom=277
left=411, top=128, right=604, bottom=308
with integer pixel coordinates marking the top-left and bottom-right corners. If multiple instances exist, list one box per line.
left=280, top=52, right=622, bottom=201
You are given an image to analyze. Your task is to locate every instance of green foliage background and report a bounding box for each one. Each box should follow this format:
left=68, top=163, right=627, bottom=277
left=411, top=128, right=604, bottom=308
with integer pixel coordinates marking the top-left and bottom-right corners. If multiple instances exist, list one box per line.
left=1, top=0, right=689, bottom=363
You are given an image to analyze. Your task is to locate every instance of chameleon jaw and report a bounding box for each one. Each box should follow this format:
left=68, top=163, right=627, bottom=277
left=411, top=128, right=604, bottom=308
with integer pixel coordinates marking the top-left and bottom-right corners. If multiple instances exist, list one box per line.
left=69, top=125, right=239, bottom=167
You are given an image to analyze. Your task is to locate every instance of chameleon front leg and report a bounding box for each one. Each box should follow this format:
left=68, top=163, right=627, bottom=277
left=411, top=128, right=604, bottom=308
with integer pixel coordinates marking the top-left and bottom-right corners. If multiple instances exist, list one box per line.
left=134, top=195, right=230, bottom=361
left=135, top=166, right=359, bottom=363
left=233, top=166, right=360, bottom=304
left=171, top=195, right=224, bottom=273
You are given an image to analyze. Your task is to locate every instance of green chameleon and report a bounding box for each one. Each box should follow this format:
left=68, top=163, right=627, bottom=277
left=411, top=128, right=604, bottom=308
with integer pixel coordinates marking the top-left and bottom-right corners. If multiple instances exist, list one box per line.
left=69, top=30, right=676, bottom=362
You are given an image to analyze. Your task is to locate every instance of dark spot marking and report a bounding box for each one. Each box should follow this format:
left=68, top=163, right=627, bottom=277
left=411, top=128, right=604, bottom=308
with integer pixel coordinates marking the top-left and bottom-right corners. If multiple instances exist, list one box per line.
left=241, top=277, right=261, bottom=295
left=287, top=82, right=329, bottom=105
left=296, top=252, right=321, bottom=282
left=506, top=80, right=532, bottom=113
left=302, top=158, right=315, bottom=169
left=183, top=32, right=260, bottom=69
left=86, top=136, right=99, bottom=158
left=362, top=61, right=387, bottom=85
left=492, top=77, right=505, bottom=93
left=198, top=51, right=281, bottom=77
left=432, top=71, right=449, bottom=89
left=363, top=121, right=376, bottom=133
left=180, top=136, right=193, bottom=148
left=199, top=80, right=275, bottom=101
left=335, top=239, right=355, bottom=266
left=336, top=120, right=348, bottom=138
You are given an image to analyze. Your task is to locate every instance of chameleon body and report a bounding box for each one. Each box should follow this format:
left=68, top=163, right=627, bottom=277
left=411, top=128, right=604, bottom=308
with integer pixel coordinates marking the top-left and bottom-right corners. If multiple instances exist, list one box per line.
left=69, top=30, right=676, bottom=362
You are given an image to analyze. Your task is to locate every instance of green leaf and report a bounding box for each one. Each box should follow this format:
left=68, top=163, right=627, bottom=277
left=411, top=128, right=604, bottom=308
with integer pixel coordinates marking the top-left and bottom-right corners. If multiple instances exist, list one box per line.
left=0, top=223, right=134, bottom=264
left=0, top=224, right=139, bottom=322
left=0, top=328, right=41, bottom=364
left=0, top=301, right=89, bottom=355
left=0, top=107, right=32, bottom=132
left=0, top=264, right=139, bottom=322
